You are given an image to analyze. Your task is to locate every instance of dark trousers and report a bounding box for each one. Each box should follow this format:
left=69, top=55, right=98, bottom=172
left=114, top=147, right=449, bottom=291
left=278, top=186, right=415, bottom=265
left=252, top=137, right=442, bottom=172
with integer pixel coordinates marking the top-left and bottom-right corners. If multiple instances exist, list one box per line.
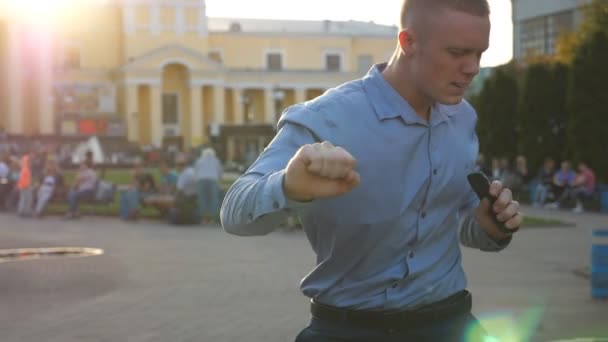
left=0, top=182, right=12, bottom=209
left=295, top=312, right=486, bottom=342
left=296, top=291, right=486, bottom=342
left=67, top=188, right=95, bottom=213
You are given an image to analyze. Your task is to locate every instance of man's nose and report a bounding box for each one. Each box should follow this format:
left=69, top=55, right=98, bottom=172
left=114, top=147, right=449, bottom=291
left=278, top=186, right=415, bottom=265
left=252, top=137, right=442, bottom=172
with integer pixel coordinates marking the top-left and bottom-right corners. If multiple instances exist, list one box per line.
left=462, top=56, right=480, bottom=76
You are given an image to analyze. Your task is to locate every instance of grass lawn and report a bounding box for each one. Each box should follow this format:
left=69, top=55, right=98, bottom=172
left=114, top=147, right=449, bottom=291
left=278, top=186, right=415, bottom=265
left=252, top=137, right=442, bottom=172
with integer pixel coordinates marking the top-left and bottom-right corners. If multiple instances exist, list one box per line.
left=45, top=169, right=233, bottom=219
left=522, top=216, right=571, bottom=227
left=43, top=169, right=569, bottom=226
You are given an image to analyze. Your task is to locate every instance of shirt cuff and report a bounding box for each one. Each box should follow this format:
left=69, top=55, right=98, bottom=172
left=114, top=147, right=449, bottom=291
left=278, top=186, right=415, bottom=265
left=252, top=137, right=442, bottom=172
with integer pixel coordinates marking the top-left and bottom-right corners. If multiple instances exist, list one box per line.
left=476, top=222, right=512, bottom=251
left=266, top=169, right=314, bottom=212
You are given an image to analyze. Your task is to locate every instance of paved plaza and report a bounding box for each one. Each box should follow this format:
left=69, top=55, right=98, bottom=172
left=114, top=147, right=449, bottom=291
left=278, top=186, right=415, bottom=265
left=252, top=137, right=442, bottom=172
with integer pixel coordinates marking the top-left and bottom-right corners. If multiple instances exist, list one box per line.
left=0, top=206, right=606, bottom=342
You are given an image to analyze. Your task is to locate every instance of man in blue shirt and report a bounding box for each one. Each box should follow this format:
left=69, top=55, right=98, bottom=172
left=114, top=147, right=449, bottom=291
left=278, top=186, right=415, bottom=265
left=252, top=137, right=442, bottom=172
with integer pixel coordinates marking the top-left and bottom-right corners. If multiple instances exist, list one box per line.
left=221, top=0, right=523, bottom=340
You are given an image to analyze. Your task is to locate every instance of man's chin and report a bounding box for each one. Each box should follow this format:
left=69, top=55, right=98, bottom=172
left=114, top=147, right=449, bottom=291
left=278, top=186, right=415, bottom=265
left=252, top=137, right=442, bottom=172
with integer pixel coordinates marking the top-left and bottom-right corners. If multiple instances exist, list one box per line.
left=436, top=95, right=464, bottom=105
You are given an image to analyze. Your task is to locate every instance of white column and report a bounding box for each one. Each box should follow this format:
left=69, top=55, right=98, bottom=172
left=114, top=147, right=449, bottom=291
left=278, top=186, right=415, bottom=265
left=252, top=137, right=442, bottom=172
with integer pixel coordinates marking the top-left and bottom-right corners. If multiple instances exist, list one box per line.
left=38, top=33, right=54, bottom=135
left=232, top=87, right=244, bottom=124
left=264, top=87, right=275, bottom=125
left=150, top=85, right=163, bottom=147
left=198, top=2, right=209, bottom=37
left=213, top=85, right=225, bottom=124
left=190, top=85, right=203, bottom=145
left=150, top=2, right=160, bottom=35
left=175, top=4, right=185, bottom=36
left=126, top=85, right=139, bottom=142
left=7, top=24, right=23, bottom=135
left=122, top=1, right=135, bottom=35
left=294, top=87, right=307, bottom=104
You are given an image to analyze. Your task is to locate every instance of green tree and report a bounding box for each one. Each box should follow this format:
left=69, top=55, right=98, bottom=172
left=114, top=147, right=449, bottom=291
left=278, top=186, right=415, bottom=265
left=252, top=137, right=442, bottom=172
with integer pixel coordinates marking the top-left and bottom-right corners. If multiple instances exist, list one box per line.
left=567, top=31, right=608, bottom=181
left=556, top=0, right=608, bottom=64
left=476, top=67, right=520, bottom=160
left=517, top=63, right=570, bottom=171
left=518, top=64, right=552, bottom=170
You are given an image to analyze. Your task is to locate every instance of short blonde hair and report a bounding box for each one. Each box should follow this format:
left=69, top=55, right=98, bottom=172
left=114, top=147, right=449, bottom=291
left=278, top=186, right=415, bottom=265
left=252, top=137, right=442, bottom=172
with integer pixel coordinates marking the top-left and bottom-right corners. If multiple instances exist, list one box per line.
left=400, top=0, right=490, bottom=29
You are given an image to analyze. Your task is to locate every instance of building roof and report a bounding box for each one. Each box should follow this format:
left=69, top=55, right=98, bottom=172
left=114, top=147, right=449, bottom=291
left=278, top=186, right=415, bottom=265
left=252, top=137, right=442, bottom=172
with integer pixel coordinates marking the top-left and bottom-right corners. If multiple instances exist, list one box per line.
left=207, top=17, right=398, bottom=37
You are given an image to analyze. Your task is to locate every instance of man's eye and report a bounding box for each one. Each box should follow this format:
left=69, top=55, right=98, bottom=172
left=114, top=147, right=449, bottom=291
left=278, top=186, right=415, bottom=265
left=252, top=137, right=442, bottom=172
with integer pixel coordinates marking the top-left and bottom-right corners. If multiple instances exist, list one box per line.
left=449, top=49, right=466, bottom=56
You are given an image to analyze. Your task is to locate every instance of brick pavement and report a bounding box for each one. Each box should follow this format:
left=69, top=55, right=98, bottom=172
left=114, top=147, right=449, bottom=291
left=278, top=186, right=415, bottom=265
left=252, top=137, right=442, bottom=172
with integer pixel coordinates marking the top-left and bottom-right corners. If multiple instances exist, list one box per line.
left=0, top=207, right=605, bottom=341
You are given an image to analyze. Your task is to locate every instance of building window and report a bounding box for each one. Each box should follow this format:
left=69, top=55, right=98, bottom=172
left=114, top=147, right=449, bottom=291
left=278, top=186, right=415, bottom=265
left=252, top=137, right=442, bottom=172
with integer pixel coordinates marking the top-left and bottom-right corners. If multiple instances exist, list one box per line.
left=358, top=54, right=373, bottom=73
left=208, top=50, right=223, bottom=64
left=325, top=53, right=342, bottom=71
left=64, top=45, right=80, bottom=68
left=162, top=93, right=179, bottom=124
left=547, top=10, right=574, bottom=55
left=266, top=52, right=283, bottom=71
left=229, top=22, right=242, bottom=32
left=520, top=10, right=574, bottom=57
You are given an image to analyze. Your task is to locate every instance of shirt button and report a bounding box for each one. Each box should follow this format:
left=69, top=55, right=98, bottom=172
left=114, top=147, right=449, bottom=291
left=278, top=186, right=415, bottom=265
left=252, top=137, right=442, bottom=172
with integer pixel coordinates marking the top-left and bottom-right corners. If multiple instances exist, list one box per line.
left=421, top=212, right=427, bottom=219
left=409, top=251, right=415, bottom=258
left=392, top=283, right=398, bottom=289
left=273, top=202, right=279, bottom=209
left=248, top=213, right=253, bottom=220
left=433, top=169, right=438, bottom=175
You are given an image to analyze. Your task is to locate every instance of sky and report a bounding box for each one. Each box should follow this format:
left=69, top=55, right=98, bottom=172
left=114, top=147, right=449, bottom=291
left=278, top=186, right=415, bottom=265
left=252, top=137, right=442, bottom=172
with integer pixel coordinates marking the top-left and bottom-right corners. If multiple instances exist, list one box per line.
left=206, top=0, right=513, bottom=67
left=2, top=0, right=513, bottom=67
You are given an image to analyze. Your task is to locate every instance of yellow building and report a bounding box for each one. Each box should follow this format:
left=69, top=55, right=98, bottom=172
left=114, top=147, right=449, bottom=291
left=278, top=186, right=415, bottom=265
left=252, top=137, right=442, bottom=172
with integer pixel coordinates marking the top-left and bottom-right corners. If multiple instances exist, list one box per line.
left=0, top=0, right=396, bottom=162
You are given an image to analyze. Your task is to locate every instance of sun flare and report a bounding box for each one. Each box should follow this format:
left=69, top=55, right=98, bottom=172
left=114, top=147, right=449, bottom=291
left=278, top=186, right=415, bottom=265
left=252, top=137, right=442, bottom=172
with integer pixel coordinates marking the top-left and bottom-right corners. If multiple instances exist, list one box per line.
left=2, top=0, right=78, bottom=26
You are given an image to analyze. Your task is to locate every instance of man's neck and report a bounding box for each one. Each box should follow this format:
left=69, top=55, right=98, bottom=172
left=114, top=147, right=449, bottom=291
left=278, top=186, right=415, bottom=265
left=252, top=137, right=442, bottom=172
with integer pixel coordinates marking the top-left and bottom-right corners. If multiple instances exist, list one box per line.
left=381, top=60, right=432, bottom=122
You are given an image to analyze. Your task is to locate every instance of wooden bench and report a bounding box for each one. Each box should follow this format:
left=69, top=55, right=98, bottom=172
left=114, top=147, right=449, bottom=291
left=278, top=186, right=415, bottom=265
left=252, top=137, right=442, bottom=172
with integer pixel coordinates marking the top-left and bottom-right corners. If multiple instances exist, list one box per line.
left=50, top=180, right=117, bottom=215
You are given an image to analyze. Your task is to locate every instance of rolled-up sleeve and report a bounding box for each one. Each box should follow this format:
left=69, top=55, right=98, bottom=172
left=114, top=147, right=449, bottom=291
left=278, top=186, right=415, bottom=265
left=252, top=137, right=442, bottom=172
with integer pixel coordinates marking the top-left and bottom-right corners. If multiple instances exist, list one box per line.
left=220, top=122, right=316, bottom=236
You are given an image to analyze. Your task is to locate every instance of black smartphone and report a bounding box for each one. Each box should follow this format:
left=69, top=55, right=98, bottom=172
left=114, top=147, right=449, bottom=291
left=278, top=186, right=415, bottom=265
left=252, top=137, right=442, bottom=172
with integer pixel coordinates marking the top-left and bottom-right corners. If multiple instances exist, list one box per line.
left=467, top=172, right=514, bottom=234
left=467, top=172, right=494, bottom=201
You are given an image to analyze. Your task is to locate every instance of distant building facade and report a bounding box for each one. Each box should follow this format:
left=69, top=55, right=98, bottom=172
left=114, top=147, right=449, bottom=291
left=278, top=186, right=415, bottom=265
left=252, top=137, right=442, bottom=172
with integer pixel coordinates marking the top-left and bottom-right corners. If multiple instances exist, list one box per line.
left=0, top=0, right=397, bottom=162
left=512, top=0, right=592, bottom=60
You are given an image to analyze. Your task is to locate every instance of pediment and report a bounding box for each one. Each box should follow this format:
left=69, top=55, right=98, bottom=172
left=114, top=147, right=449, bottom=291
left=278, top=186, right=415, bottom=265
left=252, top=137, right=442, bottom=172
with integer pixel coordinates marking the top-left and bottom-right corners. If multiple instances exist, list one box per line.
left=122, top=45, right=223, bottom=71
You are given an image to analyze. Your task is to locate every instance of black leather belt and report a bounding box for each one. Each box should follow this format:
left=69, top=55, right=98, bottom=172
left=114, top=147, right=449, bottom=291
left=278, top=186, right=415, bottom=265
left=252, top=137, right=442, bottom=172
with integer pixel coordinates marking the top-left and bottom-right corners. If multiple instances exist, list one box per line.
left=310, top=290, right=472, bottom=331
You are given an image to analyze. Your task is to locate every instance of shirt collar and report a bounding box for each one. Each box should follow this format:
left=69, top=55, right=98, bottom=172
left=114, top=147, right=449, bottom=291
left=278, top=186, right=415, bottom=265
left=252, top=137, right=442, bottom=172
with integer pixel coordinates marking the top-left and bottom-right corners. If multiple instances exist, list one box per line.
left=362, top=63, right=452, bottom=127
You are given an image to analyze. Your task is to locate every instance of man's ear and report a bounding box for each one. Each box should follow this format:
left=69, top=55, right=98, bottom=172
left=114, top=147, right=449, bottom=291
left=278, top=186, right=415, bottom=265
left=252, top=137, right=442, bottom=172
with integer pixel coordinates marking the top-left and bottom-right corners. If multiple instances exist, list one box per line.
left=398, top=29, right=414, bottom=55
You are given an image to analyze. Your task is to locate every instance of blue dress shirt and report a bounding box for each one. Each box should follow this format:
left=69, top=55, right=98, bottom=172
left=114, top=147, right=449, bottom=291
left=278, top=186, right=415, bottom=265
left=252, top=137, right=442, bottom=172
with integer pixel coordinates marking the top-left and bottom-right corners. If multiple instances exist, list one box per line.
left=221, top=63, right=509, bottom=311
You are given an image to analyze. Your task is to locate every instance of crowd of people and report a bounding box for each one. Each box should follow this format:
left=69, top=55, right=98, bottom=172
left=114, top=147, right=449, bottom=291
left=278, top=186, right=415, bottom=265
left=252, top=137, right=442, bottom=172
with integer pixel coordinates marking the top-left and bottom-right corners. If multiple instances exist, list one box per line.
left=476, top=154, right=599, bottom=213
left=0, top=132, right=601, bottom=221
left=119, top=147, right=224, bottom=225
left=0, top=142, right=224, bottom=225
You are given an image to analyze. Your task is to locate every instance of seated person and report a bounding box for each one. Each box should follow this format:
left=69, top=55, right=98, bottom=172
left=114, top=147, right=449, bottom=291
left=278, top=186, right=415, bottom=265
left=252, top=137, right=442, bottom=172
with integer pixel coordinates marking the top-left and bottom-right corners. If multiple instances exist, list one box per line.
left=159, top=162, right=178, bottom=195
left=143, top=162, right=178, bottom=216
left=64, top=162, right=98, bottom=219
left=568, top=162, right=597, bottom=213
left=546, top=161, right=576, bottom=209
left=5, top=157, right=21, bottom=211
left=0, top=154, right=12, bottom=210
left=167, top=155, right=200, bottom=225
left=532, top=157, right=555, bottom=207
left=119, top=163, right=156, bottom=221
left=33, top=159, right=64, bottom=218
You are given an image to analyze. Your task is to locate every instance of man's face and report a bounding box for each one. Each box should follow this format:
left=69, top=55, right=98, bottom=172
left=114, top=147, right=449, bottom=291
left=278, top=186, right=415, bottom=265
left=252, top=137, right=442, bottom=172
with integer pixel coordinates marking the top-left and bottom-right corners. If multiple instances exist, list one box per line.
left=409, top=9, right=490, bottom=105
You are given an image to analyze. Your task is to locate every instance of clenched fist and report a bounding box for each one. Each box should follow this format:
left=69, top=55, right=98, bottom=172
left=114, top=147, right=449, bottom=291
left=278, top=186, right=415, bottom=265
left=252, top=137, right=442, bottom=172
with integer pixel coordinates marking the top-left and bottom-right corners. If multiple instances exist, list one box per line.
left=283, top=141, right=360, bottom=202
